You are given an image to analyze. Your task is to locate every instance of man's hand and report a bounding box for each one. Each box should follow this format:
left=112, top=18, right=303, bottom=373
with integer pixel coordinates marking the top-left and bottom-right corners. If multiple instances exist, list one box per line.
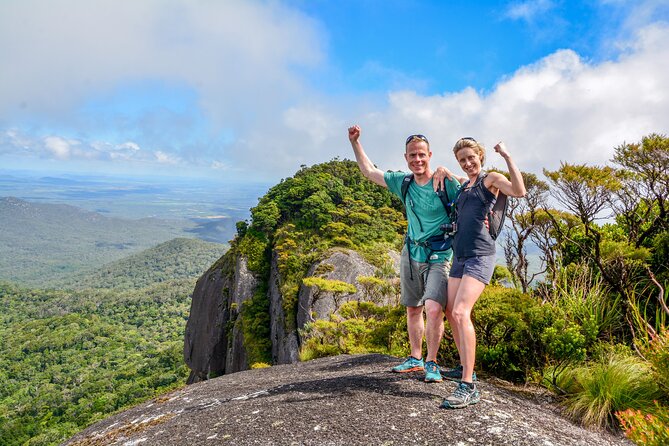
left=432, top=166, right=454, bottom=192
left=348, top=125, right=361, bottom=143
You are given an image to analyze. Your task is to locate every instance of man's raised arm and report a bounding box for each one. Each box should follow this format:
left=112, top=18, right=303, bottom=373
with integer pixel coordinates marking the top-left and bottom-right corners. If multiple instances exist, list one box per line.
left=348, top=125, right=386, bottom=187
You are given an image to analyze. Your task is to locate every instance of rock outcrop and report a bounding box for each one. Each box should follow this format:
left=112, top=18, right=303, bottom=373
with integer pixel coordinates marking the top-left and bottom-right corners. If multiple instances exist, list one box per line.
left=269, top=250, right=300, bottom=365
left=184, top=248, right=394, bottom=380
left=65, top=354, right=632, bottom=446
left=296, top=249, right=390, bottom=329
left=184, top=255, right=259, bottom=383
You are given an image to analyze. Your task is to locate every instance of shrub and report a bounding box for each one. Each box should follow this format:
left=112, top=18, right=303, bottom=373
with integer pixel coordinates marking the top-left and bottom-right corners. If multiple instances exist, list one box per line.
left=616, top=401, right=669, bottom=446
left=547, top=264, right=624, bottom=348
left=542, top=319, right=587, bottom=389
left=455, top=286, right=551, bottom=382
left=556, top=346, right=662, bottom=430
left=299, top=302, right=407, bottom=361
left=643, top=329, right=669, bottom=395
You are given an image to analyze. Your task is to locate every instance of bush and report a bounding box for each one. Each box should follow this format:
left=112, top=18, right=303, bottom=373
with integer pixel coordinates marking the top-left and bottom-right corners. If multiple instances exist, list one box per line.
left=456, top=286, right=551, bottom=382
left=616, top=401, right=669, bottom=446
left=299, top=302, right=407, bottom=361
left=643, top=329, right=669, bottom=395
left=556, top=346, right=662, bottom=430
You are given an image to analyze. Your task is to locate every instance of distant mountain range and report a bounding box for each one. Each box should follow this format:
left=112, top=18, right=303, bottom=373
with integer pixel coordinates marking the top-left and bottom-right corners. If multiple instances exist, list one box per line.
left=0, top=197, right=224, bottom=287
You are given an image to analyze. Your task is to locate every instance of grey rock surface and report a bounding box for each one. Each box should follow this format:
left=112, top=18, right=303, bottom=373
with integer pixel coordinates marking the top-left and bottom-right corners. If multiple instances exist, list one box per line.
left=184, top=255, right=259, bottom=383
left=65, top=354, right=631, bottom=446
left=183, top=262, right=231, bottom=384
left=296, top=249, right=394, bottom=329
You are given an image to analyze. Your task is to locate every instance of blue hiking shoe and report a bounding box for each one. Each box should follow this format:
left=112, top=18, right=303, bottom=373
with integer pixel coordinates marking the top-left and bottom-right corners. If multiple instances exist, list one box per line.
left=440, top=364, right=477, bottom=382
left=440, top=382, right=480, bottom=409
left=424, top=360, right=443, bottom=382
left=391, top=356, right=424, bottom=373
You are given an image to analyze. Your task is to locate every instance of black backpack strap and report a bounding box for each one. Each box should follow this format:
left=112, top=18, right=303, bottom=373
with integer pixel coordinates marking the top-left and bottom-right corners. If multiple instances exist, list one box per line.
left=401, top=173, right=414, bottom=205
left=470, top=172, right=508, bottom=240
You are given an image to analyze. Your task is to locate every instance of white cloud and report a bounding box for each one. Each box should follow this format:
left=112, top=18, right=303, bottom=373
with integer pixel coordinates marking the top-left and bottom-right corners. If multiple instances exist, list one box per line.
left=0, top=0, right=667, bottom=184
left=210, top=160, right=229, bottom=170
left=43, top=136, right=73, bottom=160
left=0, top=0, right=323, bottom=128
left=258, top=23, right=669, bottom=179
left=154, top=151, right=180, bottom=165
left=505, top=0, right=555, bottom=22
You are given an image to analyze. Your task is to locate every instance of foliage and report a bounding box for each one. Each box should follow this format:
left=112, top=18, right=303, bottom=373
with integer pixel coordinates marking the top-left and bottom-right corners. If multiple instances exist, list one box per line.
left=555, top=346, right=662, bottom=430
left=299, top=301, right=407, bottom=361
left=59, top=238, right=228, bottom=290
left=464, top=286, right=551, bottom=382
left=643, top=329, right=669, bottom=394
left=612, top=133, right=669, bottom=248
left=235, top=159, right=405, bottom=333
left=240, top=286, right=273, bottom=367
left=616, top=401, right=669, bottom=446
left=0, top=279, right=193, bottom=446
left=356, top=275, right=394, bottom=304
left=302, top=277, right=357, bottom=296
left=545, top=264, right=624, bottom=345
left=490, top=265, right=514, bottom=287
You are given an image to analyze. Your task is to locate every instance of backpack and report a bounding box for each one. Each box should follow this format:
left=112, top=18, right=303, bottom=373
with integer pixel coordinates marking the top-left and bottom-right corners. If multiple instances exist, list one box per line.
left=400, top=173, right=453, bottom=217
left=461, top=172, right=508, bottom=240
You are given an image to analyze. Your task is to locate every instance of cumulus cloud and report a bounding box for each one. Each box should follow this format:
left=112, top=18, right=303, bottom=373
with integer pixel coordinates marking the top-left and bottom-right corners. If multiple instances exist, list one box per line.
left=252, top=23, right=669, bottom=178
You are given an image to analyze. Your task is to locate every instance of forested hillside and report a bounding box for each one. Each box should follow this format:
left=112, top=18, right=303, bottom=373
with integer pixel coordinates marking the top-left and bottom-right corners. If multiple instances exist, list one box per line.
left=0, top=237, right=227, bottom=445
left=59, top=238, right=228, bottom=290
left=0, top=197, right=194, bottom=287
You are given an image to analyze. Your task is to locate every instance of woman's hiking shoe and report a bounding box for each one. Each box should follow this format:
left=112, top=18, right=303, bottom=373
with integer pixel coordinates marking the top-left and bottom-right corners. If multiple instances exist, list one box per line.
left=391, top=356, right=424, bottom=373
left=440, top=364, right=477, bottom=382
left=440, top=382, right=480, bottom=409
left=424, top=360, right=443, bottom=382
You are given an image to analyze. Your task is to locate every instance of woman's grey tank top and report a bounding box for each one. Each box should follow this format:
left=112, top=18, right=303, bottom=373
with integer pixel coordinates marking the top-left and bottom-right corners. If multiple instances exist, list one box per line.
left=452, top=174, right=497, bottom=258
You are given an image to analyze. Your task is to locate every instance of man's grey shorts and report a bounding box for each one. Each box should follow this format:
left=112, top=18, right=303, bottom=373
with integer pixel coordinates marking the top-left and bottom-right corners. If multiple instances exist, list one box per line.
left=400, top=248, right=449, bottom=307
left=448, top=254, right=496, bottom=285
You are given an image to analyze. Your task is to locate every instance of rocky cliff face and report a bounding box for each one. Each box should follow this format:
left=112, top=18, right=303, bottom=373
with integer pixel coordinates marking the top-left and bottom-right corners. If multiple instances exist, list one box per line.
left=183, top=255, right=259, bottom=383
left=184, top=248, right=395, bottom=380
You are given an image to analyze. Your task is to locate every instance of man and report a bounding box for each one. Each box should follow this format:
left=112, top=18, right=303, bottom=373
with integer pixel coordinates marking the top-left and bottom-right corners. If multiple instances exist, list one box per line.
left=347, top=125, right=460, bottom=382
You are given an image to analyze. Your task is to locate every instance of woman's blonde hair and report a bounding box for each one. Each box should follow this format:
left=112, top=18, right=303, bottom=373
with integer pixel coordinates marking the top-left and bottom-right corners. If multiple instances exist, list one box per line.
left=453, top=137, right=486, bottom=166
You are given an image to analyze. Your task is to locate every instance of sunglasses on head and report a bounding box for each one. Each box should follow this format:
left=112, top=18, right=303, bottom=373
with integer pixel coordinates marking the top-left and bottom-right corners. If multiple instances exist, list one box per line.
left=405, top=134, right=429, bottom=145
left=460, top=137, right=477, bottom=142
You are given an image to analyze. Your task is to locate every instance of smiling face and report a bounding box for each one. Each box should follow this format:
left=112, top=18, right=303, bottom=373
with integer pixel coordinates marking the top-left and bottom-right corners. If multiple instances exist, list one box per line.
left=404, top=140, right=432, bottom=177
left=455, top=146, right=483, bottom=178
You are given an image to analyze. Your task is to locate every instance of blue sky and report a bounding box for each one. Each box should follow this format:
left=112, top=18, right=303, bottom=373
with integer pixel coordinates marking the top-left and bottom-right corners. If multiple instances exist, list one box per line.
left=1, top=0, right=668, bottom=183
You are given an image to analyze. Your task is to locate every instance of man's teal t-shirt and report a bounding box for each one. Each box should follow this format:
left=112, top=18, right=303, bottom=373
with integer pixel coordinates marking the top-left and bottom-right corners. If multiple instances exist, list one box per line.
left=384, top=171, right=461, bottom=263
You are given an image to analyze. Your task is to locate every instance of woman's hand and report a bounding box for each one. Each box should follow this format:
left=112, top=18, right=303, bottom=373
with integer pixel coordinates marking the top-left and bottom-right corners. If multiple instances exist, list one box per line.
left=494, top=141, right=510, bottom=158
left=432, top=166, right=454, bottom=192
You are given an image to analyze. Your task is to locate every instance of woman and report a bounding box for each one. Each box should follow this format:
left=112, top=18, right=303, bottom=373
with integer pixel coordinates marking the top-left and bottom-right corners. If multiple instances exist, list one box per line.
left=438, top=137, right=526, bottom=409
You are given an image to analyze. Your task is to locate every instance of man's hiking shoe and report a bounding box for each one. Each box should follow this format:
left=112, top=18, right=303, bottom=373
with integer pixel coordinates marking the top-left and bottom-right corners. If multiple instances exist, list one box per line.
left=392, top=356, right=424, bottom=373
left=440, top=364, right=477, bottom=382
left=424, top=360, right=443, bottom=382
left=440, top=382, right=480, bottom=409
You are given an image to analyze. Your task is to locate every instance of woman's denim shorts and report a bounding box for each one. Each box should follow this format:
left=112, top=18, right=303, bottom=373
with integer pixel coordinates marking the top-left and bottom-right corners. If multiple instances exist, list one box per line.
left=448, top=254, right=496, bottom=285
